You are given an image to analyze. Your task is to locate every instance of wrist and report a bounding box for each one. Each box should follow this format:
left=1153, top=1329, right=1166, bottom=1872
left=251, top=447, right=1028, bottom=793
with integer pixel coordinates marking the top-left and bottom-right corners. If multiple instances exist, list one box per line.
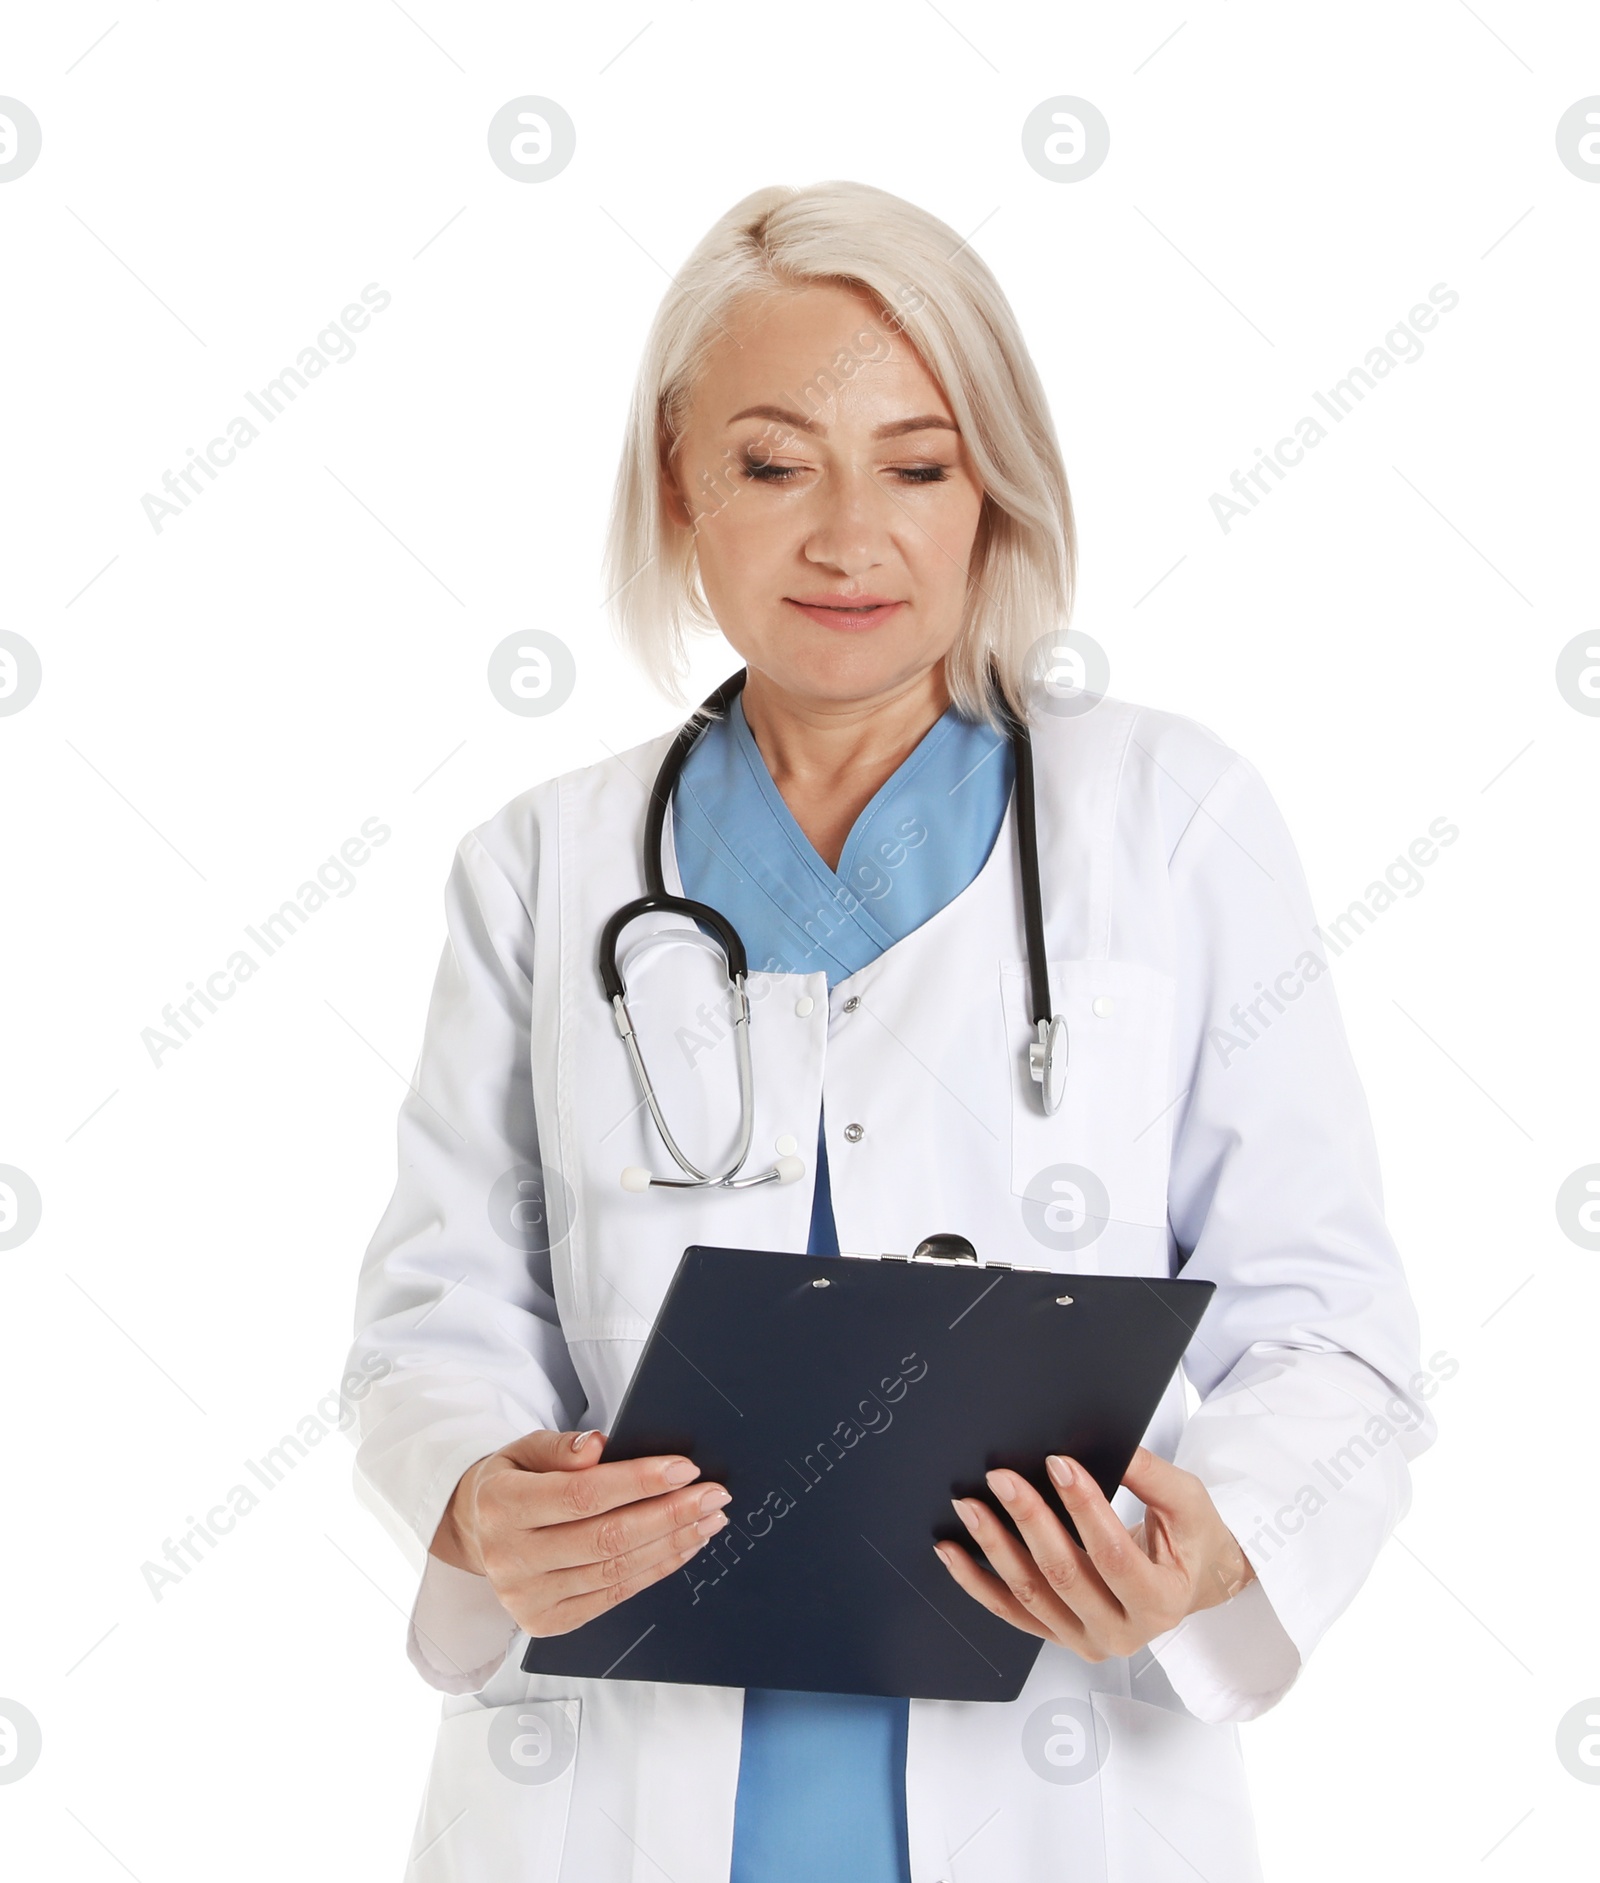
left=1197, top=1535, right=1257, bottom=1611
left=429, top=1455, right=494, bottom=1574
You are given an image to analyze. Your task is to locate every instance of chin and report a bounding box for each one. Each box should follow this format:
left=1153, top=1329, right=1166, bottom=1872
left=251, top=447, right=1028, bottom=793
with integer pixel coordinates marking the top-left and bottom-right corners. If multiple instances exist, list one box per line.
left=745, top=628, right=949, bottom=708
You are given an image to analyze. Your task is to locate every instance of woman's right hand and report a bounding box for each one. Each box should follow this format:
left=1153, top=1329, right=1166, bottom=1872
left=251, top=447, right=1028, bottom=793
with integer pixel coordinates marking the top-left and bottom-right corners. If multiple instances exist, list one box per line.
left=428, top=1429, right=731, bottom=1637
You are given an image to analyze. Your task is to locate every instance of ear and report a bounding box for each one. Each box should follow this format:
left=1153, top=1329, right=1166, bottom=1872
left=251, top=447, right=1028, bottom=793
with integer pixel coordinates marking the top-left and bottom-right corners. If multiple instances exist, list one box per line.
left=657, top=411, right=696, bottom=533
left=969, top=492, right=995, bottom=564
left=660, top=458, right=694, bottom=533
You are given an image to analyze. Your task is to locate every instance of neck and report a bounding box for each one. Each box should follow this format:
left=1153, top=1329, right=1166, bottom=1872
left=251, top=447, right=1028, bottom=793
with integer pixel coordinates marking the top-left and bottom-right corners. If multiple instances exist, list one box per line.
left=738, top=663, right=952, bottom=871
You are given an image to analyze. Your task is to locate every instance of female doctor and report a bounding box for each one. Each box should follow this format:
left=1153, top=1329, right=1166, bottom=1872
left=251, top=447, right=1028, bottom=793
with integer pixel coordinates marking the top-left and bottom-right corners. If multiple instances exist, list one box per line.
left=347, top=181, right=1435, bottom=1883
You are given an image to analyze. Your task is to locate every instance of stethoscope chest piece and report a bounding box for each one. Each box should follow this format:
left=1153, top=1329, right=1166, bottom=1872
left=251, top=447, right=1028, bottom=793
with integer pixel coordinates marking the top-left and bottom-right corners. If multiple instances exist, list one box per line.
left=1030, top=1014, right=1069, bottom=1114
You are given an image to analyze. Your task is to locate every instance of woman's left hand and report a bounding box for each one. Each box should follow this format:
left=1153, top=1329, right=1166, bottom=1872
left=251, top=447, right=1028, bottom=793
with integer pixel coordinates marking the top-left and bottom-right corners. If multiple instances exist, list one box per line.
left=935, top=1447, right=1256, bottom=1662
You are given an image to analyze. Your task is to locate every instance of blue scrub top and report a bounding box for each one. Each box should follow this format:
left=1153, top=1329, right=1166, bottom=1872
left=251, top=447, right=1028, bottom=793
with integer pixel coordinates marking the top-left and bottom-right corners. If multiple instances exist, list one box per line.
left=674, top=688, right=1014, bottom=1883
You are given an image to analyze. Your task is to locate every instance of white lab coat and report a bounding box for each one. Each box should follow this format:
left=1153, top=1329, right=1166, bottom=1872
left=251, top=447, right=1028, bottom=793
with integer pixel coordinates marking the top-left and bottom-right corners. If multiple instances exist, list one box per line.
left=347, top=693, right=1435, bottom=1882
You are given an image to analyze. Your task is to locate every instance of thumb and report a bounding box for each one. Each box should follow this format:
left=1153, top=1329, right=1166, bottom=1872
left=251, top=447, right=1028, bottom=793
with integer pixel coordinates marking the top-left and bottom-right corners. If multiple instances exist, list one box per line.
left=497, top=1427, right=607, bottom=1474
left=1120, top=1445, right=1191, bottom=1511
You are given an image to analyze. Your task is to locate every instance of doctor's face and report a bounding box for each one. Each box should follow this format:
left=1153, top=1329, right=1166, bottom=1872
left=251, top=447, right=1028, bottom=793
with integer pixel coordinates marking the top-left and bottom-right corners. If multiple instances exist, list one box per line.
left=662, top=284, right=987, bottom=711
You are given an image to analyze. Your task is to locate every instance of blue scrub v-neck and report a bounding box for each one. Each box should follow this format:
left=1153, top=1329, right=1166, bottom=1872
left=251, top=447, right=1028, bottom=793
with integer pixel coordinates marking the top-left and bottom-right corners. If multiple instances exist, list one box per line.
left=673, top=691, right=1013, bottom=986
left=672, top=688, right=1013, bottom=1883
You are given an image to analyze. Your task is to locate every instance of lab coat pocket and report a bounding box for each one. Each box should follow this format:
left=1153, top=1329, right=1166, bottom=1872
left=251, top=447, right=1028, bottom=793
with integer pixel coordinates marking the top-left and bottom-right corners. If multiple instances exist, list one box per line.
left=404, top=1696, right=581, bottom=1882
left=1000, top=959, right=1176, bottom=1252
left=1095, top=1696, right=1263, bottom=1882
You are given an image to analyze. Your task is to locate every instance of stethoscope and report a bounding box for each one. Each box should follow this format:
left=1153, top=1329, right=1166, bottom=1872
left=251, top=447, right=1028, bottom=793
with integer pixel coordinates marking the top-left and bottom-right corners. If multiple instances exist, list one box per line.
left=601, top=663, right=1068, bottom=1193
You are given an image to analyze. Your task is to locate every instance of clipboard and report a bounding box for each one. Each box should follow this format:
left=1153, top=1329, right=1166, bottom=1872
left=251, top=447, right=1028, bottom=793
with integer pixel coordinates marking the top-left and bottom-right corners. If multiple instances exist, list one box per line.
left=522, top=1243, right=1214, bottom=1702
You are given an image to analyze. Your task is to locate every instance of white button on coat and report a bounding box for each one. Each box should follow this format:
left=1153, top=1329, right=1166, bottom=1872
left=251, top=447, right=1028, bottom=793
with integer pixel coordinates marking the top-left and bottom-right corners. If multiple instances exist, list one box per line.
left=794, top=996, right=813, bottom=1017
left=1093, top=995, right=1114, bottom=1017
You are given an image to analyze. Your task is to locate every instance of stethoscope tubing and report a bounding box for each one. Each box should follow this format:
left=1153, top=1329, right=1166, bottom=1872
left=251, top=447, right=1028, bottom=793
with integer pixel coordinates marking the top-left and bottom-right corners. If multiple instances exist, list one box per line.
left=602, top=662, right=1063, bottom=1192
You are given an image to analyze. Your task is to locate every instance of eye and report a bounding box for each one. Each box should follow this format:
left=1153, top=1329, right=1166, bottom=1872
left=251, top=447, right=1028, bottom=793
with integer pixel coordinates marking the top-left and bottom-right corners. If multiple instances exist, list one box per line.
left=732, top=451, right=957, bottom=486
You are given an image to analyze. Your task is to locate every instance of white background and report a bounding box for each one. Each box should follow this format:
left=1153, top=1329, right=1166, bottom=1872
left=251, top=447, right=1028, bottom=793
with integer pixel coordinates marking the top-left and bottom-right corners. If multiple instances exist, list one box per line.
left=1, top=2, right=1596, bottom=1876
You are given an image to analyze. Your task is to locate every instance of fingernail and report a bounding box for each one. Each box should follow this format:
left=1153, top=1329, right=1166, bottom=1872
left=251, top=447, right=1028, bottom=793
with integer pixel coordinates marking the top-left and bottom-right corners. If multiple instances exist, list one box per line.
left=664, top=1459, right=700, bottom=1485
left=569, top=1430, right=599, bottom=1452
left=951, top=1498, right=980, bottom=1531
left=698, top=1487, right=732, bottom=1514
left=696, top=1511, right=729, bottom=1537
left=1047, top=1455, right=1074, bottom=1490
left=987, top=1471, right=1017, bottom=1504
left=933, top=1542, right=953, bottom=1566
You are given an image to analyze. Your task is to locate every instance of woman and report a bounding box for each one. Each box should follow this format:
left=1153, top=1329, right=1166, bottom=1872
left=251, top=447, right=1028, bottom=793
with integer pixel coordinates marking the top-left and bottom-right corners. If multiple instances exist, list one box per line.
left=348, top=181, right=1434, bottom=1881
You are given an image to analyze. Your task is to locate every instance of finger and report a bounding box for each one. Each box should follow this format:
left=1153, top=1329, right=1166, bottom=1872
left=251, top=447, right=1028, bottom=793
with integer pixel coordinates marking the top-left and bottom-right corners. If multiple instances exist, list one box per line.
left=1119, top=1445, right=1199, bottom=1515
left=538, top=1505, right=730, bottom=1604
left=529, top=1527, right=713, bottom=1637
left=497, top=1428, right=609, bottom=1474
left=1124, top=1448, right=1254, bottom=1601
left=495, top=1451, right=706, bottom=1529
left=529, top=1482, right=733, bottom=1575
left=959, top=1485, right=1121, bottom=1642
left=932, top=1539, right=1061, bottom=1647
left=983, top=1470, right=1125, bottom=1635
left=1044, top=1456, right=1163, bottom=1610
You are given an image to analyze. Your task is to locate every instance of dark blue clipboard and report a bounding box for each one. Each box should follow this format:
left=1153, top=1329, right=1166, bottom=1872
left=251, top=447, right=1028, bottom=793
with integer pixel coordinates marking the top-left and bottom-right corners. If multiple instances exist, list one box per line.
left=523, top=1244, right=1214, bottom=1702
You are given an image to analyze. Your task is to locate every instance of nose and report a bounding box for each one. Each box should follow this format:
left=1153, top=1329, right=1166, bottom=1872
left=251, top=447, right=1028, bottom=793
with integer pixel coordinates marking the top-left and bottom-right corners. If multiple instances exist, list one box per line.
left=801, top=458, right=896, bottom=577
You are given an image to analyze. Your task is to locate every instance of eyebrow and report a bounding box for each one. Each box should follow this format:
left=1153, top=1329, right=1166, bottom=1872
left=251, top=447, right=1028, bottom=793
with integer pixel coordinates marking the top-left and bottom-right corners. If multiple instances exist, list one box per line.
left=725, top=404, right=959, bottom=441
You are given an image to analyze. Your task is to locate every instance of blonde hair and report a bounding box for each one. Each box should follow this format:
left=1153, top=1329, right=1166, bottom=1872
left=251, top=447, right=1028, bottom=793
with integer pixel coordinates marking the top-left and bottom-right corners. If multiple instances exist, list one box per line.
left=604, top=180, right=1075, bottom=727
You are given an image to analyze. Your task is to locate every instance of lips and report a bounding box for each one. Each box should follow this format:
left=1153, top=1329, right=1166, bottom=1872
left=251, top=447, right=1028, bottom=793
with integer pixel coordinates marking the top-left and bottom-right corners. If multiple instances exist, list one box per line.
left=784, top=595, right=906, bottom=631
